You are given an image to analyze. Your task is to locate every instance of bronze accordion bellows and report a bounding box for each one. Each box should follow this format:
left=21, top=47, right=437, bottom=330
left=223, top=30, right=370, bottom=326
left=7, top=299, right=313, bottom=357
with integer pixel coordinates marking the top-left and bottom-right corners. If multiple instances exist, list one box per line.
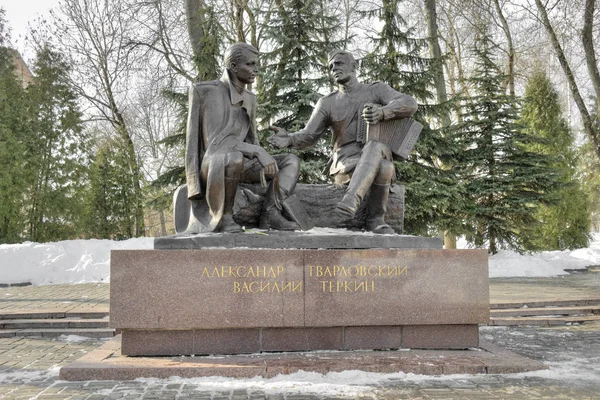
left=357, top=112, right=423, bottom=160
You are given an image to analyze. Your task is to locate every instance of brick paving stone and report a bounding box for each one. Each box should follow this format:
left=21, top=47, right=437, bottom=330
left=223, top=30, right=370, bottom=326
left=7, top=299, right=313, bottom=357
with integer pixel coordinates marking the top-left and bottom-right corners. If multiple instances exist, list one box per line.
left=248, top=393, right=267, bottom=400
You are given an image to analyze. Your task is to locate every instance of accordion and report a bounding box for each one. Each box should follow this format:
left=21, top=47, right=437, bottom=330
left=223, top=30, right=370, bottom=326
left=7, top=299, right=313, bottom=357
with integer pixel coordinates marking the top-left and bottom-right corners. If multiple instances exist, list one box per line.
left=357, top=111, right=423, bottom=160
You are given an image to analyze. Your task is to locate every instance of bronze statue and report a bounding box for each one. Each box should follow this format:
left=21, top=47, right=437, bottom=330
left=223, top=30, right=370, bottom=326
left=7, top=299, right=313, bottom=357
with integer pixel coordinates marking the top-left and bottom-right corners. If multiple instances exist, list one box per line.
left=269, top=49, right=418, bottom=234
left=182, top=43, right=301, bottom=233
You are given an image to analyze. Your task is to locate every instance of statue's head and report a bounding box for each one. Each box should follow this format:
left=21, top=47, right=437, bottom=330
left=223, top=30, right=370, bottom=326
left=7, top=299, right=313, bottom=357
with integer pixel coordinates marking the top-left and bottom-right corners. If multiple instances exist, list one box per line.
left=327, top=49, right=357, bottom=85
left=224, top=43, right=260, bottom=85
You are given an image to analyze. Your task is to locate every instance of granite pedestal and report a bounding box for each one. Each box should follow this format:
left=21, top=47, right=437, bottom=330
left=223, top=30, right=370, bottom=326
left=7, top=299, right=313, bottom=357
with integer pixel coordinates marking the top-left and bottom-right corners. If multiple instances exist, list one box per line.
left=109, top=231, right=489, bottom=356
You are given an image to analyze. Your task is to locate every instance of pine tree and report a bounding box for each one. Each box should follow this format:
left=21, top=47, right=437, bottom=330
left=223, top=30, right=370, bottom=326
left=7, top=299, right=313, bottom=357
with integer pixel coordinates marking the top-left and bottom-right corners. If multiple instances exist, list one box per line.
left=25, top=44, right=88, bottom=242
left=519, top=68, right=590, bottom=250
left=456, top=34, right=562, bottom=254
left=0, top=10, right=31, bottom=243
left=258, top=0, right=345, bottom=183
left=360, top=0, right=463, bottom=237
left=86, top=135, right=138, bottom=239
left=361, top=0, right=435, bottom=101
left=579, top=140, right=600, bottom=231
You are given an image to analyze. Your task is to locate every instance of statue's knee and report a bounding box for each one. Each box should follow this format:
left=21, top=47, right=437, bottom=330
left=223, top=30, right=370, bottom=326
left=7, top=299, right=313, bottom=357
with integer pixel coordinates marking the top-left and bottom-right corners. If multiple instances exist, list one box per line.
left=377, top=160, right=394, bottom=183
left=226, top=151, right=244, bottom=167
left=287, top=153, right=301, bottom=171
left=225, top=151, right=244, bottom=177
left=278, top=153, right=301, bottom=175
left=363, top=140, right=386, bottom=155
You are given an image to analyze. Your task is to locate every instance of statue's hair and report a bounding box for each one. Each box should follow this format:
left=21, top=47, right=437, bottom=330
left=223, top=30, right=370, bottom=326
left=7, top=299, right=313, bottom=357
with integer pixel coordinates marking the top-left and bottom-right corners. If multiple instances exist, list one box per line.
left=327, top=49, right=357, bottom=68
left=223, top=43, right=259, bottom=69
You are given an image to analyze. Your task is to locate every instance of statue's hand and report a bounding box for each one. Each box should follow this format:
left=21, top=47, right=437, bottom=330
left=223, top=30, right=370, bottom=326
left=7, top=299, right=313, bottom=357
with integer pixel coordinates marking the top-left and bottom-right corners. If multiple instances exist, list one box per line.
left=362, top=103, right=384, bottom=124
left=267, top=126, right=292, bottom=148
left=257, top=149, right=278, bottom=177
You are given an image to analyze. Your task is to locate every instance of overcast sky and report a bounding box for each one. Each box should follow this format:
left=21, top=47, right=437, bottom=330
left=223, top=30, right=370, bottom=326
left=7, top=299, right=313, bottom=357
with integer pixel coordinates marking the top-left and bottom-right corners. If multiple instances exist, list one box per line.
left=1, top=0, right=60, bottom=55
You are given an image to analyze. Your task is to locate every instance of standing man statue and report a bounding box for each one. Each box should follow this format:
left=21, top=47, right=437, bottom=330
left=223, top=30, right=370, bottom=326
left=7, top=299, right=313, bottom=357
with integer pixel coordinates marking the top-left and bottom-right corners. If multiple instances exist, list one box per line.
left=182, top=43, right=301, bottom=233
left=269, top=49, right=418, bottom=234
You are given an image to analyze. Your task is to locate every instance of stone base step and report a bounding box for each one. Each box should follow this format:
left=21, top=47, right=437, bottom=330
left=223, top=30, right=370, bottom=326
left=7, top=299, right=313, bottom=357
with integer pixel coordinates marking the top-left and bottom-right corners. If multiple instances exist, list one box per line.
left=490, top=299, right=600, bottom=310
left=60, top=336, right=548, bottom=380
left=490, top=305, right=600, bottom=318
left=0, top=310, right=109, bottom=320
left=489, top=315, right=600, bottom=326
left=0, top=328, right=115, bottom=338
left=0, top=319, right=108, bottom=330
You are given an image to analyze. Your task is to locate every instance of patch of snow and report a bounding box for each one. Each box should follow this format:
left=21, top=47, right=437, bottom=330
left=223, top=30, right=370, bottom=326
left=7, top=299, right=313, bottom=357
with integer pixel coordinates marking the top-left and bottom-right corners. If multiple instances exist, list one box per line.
left=136, top=371, right=377, bottom=398
left=131, top=362, right=600, bottom=397
left=56, top=334, right=102, bottom=343
left=516, top=358, right=600, bottom=383
left=459, top=233, right=600, bottom=278
left=0, top=366, right=60, bottom=384
left=0, top=238, right=153, bottom=285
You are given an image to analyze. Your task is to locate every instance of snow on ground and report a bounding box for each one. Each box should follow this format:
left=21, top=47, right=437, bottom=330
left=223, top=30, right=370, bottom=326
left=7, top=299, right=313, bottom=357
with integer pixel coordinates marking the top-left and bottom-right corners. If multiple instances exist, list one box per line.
left=458, top=234, right=600, bottom=278
left=132, top=358, right=600, bottom=397
left=0, top=238, right=153, bottom=285
left=1, top=232, right=599, bottom=285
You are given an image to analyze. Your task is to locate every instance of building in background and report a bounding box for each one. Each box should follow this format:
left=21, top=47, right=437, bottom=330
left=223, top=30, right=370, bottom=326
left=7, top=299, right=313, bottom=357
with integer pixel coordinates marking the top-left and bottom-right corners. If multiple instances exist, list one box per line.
left=9, top=48, right=33, bottom=87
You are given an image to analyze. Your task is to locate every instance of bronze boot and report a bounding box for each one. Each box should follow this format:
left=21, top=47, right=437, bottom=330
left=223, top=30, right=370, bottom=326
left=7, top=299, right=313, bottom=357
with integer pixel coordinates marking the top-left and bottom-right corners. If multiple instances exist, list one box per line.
left=336, top=161, right=380, bottom=218
left=259, top=183, right=299, bottom=231
left=220, top=213, right=242, bottom=233
left=366, top=183, right=395, bottom=234
left=259, top=206, right=300, bottom=231
left=219, top=177, right=242, bottom=233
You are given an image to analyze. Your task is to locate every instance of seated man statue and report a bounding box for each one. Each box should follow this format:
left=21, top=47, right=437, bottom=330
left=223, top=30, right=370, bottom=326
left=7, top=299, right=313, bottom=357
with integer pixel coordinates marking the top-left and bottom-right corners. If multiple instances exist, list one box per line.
left=269, top=49, right=418, bottom=234
left=183, top=43, right=300, bottom=233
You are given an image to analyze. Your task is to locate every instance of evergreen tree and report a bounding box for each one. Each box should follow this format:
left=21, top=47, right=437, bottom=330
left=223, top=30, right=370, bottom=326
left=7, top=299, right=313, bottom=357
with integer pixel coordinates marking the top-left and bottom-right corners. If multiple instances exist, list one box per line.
left=258, top=0, right=345, bottom=183
left=519, top=68, right=590, bottom=250
left=361, top=0, right=463, bottom=236
left=25, top=44, right=88, bottom=242
left=578, top=140, right=600, bottom=232
left=361, top=0, right=435, bottom=101
left=456, top=34, right=562, bottom=254
left=0, top=10, right=31, bottom=243
left=86, top=135, right=138, bottom=239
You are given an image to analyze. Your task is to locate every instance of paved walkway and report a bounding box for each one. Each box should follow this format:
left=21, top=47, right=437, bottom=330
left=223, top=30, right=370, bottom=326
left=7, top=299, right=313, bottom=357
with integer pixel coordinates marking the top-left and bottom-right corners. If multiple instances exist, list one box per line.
left=0, top=273, right=599, bottom=399
left=489, top=270, right=600, bottom=304
left=0, top=284, right=109, bottom=313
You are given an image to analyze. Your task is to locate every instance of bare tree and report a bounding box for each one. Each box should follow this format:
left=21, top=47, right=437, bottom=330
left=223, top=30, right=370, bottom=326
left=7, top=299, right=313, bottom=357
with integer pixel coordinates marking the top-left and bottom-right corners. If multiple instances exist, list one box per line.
left=582, top=0, right=600, bottom=114
left=51, top=0, right=145, bottom=236
left=492, top=0, right=515, bottom=95
left=128, top=0, right=196, bottom=83
left=128, top=69, right=181, bottom=236
left=533, top=0, right=600, bottom=159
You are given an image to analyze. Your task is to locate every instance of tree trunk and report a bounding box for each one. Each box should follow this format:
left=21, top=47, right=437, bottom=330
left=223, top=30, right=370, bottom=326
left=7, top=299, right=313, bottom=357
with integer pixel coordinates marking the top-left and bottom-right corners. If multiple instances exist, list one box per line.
left=493, top=0, right=515, bottom=96
left=583, top=0, right=600, bottom=114
left=535, top=0, right=600, bottom=159
left=424, top=0, right=449, bottom=122
left=425, top=0, right=456, bottom=249
left=159, top=209, right=167, bottom=237
left=185, top=0, right=212, bottom=80
left=232, top=0, right=246, bottom=42
left=186, top=0, right=205, bottom=60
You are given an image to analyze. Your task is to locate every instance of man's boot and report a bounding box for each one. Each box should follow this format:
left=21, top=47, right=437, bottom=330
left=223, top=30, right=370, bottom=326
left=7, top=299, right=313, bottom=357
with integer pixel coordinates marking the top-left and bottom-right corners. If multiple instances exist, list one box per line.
left=259, top=182, right=299, bottom=231
left=336, top=161, right=380, bottom=218
left=259, top=206, right=300, bottom=231
left=366, top=183, right=395, bottom=234
left=220, top=177, right=242, bottom=233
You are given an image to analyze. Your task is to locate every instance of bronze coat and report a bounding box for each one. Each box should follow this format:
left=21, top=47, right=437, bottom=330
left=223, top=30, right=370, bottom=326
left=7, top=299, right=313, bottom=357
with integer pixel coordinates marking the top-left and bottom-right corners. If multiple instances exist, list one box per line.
left=185, top=71, right=260, bottom=231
